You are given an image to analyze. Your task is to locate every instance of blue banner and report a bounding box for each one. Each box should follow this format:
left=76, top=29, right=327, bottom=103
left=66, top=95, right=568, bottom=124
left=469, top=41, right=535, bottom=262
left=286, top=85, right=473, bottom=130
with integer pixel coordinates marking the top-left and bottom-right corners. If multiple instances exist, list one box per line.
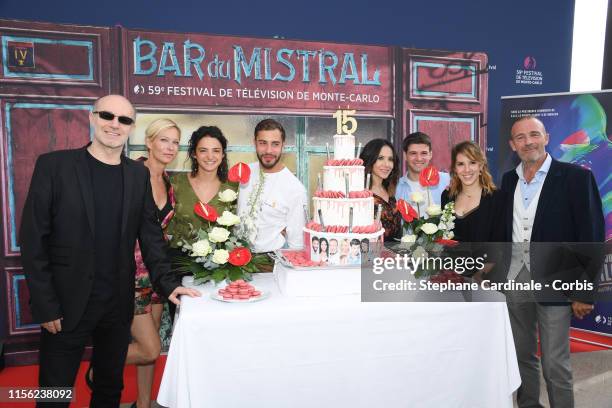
left=500, top=91, right=612, bottom=337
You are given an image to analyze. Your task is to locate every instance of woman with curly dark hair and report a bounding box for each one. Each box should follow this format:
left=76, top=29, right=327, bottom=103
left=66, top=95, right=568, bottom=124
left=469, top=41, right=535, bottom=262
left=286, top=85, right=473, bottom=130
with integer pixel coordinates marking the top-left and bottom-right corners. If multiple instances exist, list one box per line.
left=359, top=138, right=402, bottom=242
left=166, top=125, right=238, bottom=247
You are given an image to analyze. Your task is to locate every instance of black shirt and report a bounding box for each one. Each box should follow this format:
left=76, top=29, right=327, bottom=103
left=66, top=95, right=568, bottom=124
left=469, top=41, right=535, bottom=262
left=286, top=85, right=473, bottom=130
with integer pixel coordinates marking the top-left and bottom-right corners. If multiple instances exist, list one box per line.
left=87, top=151, right=124, bottom=303
left=441, top=188, right=507, bottom=243
left=441, top=188, right=509, bottom=279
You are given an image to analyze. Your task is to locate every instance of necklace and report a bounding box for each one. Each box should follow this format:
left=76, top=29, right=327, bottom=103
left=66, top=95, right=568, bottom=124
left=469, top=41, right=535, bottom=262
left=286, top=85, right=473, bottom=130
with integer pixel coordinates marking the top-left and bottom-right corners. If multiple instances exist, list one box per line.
left=461, top=188, right=481, bottom=199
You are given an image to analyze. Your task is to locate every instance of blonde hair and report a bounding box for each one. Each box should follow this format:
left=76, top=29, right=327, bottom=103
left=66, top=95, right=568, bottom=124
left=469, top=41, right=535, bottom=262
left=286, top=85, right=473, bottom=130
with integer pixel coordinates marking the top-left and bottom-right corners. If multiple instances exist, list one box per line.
left=144, top=118, right=181, bottom=147
left=448, top=141, right=496, bottom=198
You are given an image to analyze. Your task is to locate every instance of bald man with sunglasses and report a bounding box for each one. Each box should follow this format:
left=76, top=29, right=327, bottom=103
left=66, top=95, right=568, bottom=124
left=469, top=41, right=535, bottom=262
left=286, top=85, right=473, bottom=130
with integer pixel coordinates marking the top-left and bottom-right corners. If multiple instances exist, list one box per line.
left=20, top=94, right=200, bottom=407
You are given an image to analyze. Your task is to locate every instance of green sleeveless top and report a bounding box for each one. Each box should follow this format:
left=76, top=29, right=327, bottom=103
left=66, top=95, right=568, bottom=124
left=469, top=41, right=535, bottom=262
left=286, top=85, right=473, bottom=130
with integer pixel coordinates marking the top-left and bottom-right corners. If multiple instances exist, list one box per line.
left=166, top=172, right=239, bottom=248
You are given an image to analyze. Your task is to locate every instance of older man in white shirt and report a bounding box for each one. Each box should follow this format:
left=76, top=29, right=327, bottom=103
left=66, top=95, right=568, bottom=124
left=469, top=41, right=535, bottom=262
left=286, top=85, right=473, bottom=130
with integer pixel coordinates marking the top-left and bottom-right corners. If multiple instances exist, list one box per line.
left=502, top=116, right=604, bottom=408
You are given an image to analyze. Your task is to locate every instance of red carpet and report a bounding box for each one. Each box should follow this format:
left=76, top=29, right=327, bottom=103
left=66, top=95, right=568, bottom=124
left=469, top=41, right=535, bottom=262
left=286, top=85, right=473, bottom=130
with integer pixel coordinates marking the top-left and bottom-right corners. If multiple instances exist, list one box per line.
left=1, top=334, right=610, bottom=408
left=0, top=356, right=166, bottom=408
left=570, top=329, right=612, bottom=352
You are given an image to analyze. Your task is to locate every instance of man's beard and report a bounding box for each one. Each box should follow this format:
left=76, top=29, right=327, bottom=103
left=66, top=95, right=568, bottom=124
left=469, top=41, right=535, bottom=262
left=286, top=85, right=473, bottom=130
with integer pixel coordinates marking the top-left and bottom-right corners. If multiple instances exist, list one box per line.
left=257, top=152, right=281, bottom=169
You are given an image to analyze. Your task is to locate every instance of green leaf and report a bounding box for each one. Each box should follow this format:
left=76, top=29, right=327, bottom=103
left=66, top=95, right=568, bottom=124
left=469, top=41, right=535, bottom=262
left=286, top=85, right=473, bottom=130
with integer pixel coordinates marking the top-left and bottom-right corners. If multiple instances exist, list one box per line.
left=188, top=263, right=203, bottom=274
left=252, top=254, right=272, bottom=265
left=228, top=268, right=244, bottom=281
left=211, top=270, right=226, bottom=283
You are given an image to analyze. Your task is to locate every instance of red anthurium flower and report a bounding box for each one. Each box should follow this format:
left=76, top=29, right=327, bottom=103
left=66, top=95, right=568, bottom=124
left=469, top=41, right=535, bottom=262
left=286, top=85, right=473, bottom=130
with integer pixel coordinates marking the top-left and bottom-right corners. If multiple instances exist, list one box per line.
left=228, top=162, right=251, bottom=184
left=419, top=165, right=440, bottom=187
left=228, top=247, right=252, bottom=266
left=396, top=199, right=419, bottom=222
left=434, top=238, right=459, bottom=247
left=194, top=201, right=218, bottom=222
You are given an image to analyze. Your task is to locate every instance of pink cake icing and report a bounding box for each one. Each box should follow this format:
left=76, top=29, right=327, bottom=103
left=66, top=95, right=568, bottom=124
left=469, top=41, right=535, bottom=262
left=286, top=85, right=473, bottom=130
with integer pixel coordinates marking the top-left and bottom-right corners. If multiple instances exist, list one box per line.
left=301, top=131, right=384, bottom=266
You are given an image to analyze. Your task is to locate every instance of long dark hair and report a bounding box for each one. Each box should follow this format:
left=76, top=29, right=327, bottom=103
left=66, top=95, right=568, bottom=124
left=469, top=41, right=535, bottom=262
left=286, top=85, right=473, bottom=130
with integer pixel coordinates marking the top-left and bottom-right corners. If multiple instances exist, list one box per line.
left=359, top=138, right=400, bottom=195
left=187, top=126, right=229, bottom=181
left=319, top=237, right=329, bottom=256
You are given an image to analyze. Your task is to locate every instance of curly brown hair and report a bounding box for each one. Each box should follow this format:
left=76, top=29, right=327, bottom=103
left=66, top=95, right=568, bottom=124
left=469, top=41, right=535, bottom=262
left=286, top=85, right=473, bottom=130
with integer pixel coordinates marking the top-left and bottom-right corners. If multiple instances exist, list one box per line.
left=187, top=126, right=228, bottom=181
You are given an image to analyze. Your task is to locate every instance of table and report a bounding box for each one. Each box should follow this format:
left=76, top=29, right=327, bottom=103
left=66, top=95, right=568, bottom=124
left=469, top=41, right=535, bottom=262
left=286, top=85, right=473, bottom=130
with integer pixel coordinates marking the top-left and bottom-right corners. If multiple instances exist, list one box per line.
left=157, top=273, right=520, bottom=408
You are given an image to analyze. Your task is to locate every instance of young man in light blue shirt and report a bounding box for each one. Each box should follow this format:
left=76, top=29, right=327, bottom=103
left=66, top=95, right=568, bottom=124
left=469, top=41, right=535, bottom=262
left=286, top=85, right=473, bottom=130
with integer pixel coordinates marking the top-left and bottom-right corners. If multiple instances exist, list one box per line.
left=395, top=132, right=450, bottom=208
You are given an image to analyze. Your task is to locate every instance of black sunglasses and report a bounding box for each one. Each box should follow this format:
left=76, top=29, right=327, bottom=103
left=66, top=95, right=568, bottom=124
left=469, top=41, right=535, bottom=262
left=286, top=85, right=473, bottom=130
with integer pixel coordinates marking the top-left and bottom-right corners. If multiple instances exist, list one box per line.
left=93, top=110, right=135, bottom=126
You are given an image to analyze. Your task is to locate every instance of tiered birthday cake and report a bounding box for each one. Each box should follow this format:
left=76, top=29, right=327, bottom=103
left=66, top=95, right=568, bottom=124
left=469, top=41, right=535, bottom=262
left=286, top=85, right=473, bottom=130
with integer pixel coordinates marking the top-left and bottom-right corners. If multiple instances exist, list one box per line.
left=302, top=133, right=385, bottom=266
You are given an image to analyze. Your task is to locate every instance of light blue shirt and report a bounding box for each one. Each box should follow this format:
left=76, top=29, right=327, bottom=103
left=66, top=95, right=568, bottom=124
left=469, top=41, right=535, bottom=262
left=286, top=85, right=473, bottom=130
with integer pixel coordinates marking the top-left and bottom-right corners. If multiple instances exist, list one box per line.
left=515, top=153, right=552, bottom=209
left=395, top=171, right=450, bottom=207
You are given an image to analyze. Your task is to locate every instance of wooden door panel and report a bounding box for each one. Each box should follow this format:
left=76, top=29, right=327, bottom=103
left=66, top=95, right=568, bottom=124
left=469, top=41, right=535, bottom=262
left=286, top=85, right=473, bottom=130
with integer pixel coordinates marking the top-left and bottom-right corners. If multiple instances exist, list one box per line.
left=0, top=19, right=115, bottom=98
left=402, top=49, right=488, bottom=172
left=5, top=267, right=36, bottom=335
left=408, top=111, right=480, bottom=172
left=410, top=57, right=482, bottom=103
left=1, top=99, right=91, bottom=257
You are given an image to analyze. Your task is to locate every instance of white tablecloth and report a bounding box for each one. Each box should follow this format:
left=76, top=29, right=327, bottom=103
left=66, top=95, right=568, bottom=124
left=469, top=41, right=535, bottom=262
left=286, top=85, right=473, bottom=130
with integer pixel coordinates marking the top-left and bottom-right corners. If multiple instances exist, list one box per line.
left=158, top=273, right=520, bottom=408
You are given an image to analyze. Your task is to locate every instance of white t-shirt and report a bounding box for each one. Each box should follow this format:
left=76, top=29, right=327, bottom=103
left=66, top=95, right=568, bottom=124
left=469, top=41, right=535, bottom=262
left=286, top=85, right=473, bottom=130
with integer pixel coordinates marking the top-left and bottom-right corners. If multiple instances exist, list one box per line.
left=237, top=162, right=308, bottom=253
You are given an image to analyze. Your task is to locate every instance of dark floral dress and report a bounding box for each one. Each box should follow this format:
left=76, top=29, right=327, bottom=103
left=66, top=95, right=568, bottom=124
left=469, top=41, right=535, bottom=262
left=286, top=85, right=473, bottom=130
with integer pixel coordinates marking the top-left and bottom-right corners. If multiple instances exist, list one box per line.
left=134, top=160, right=176, bottom=315
left=373, top=193, right=402, bottom=243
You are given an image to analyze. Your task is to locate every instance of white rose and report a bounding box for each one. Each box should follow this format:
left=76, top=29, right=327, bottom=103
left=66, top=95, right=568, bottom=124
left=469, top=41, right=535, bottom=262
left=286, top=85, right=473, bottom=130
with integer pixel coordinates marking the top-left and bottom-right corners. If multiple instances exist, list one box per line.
left=410, top=191, right=425, bottom=204
left=211, top=249, right=229, bottom=265
left=208, top=227, right=231, bottom=243
left=426, top=205, right=442, bottom=216
left=421, top=223, right=438, bottom=235
left=191, top=239, right=211, bottom=257
left=218, top=189, right=238, bottom=203
left=401, top=234, right=417, bottom=243
left=217, top=211, right=241, bottom=226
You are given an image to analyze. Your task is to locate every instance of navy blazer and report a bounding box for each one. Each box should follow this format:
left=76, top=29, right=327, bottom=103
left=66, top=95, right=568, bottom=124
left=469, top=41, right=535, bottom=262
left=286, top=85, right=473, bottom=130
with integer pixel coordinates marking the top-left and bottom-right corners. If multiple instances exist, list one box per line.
left=500, top=158, right=604, bottom=302
left=20, top=145, right=179, bottom=331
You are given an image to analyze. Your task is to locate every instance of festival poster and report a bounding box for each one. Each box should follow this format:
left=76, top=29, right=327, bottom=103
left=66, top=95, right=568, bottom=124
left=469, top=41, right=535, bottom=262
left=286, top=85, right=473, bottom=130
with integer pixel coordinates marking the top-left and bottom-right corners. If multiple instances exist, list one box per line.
left=500, top=91, right=612, bottom=338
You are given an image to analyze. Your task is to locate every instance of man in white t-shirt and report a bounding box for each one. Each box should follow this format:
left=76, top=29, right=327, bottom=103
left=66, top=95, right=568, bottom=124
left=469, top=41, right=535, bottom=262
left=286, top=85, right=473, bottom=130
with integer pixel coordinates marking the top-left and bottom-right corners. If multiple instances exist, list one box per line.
left=395, top=132, right=450, bottom=208
left=237, top=119, right=307, bottom=253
